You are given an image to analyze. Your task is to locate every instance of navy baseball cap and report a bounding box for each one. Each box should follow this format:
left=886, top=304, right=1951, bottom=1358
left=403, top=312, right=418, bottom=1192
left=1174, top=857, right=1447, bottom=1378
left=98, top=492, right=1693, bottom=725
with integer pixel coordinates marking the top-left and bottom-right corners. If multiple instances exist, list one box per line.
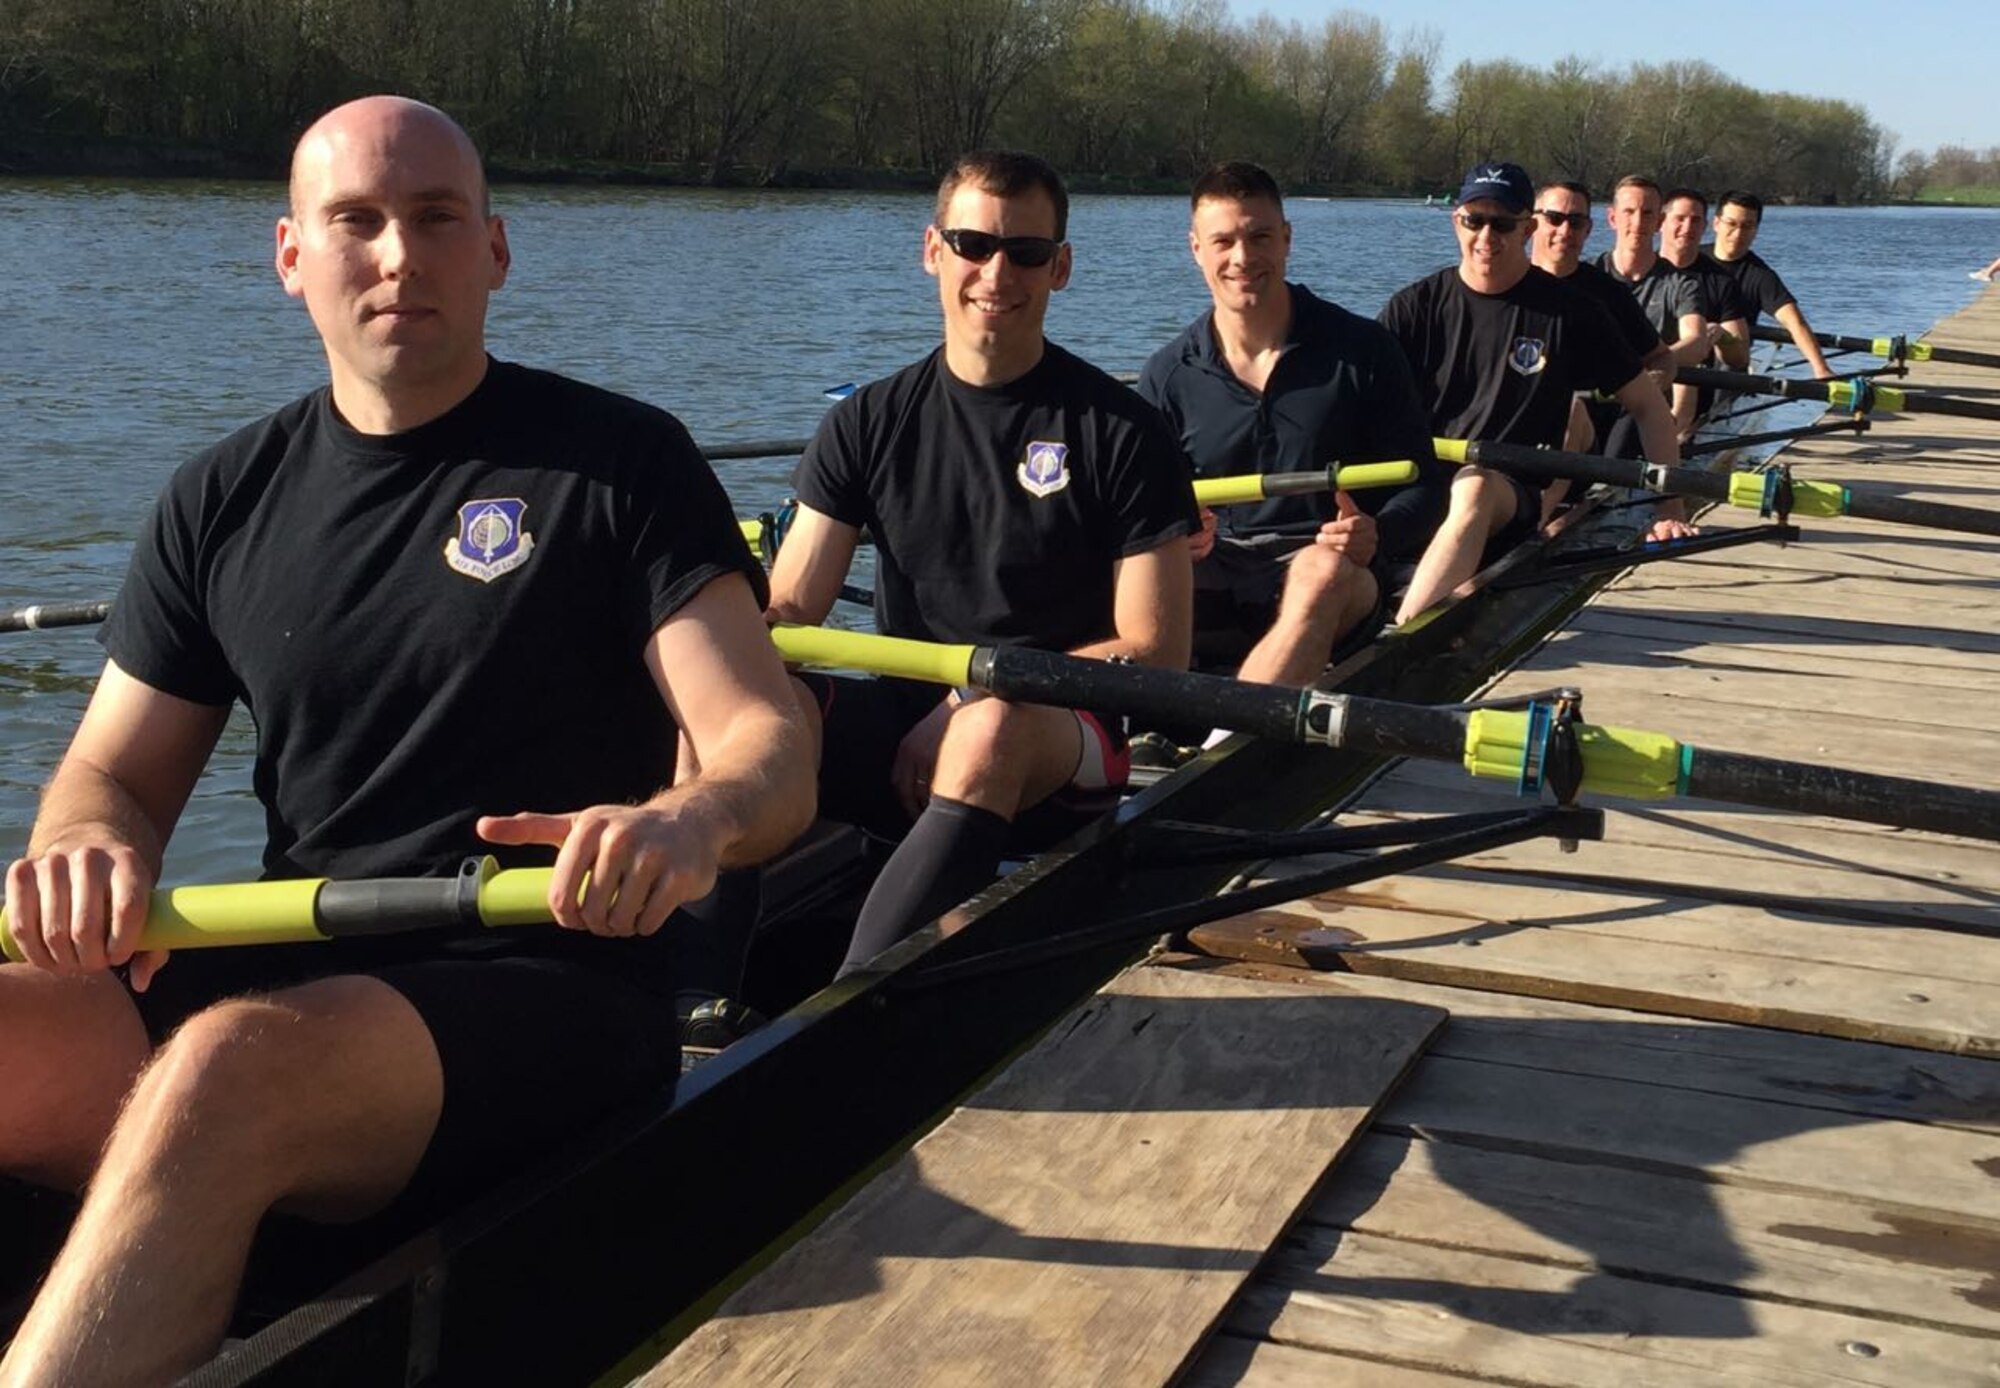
left=1455, top=162, right=1533, bottom=213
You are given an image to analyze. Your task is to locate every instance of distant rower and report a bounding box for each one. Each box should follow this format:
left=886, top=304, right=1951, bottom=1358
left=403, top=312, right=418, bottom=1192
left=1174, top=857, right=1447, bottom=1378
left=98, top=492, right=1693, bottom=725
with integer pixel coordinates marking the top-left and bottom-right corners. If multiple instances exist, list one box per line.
left=1709, top=191, right=1836, bottom=380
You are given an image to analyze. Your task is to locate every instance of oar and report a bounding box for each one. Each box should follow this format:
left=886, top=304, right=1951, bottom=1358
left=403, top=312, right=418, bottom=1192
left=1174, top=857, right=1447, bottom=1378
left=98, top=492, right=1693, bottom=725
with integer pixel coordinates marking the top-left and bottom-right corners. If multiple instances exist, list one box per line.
left=0, top=601, right=111, bottom=634
left=1745, top=323, right=2000, bottom=371
left=737, top=461, right=1422, bottom=549
left=1673, top=366, right=2000, bottom=422
left=1432, top=438, right=2000, bottom=539
left=0, top=855, right=553, bottom=962
left=701, top=439, right=812, bottom=463
left=768, top=626, right=2000, bottom=843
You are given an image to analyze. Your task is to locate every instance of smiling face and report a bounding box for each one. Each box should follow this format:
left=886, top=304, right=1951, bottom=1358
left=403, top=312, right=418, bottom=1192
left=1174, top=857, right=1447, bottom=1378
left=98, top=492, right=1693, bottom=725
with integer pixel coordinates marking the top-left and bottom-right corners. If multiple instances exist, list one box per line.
left=1531, top=185, right=1591, bottom=275
left=276, top=96, right=510, bottom=431
left=1608, top=183, right=1662, bottom=256
left=1660, top=195, right=1707, bottom=264
left=923, top=181, right=1071, bottom=384
left=1454, top=199, right=1531, bottom=293
left=1190, top=194, right=1291, bottom=317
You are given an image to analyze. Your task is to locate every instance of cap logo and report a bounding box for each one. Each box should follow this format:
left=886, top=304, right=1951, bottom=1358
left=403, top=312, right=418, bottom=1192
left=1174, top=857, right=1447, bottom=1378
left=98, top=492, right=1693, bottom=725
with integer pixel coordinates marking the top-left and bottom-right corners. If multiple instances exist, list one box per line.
left=445, top=497, right=535, bottom=582
left=1017, top=440, right=1071, bottom=498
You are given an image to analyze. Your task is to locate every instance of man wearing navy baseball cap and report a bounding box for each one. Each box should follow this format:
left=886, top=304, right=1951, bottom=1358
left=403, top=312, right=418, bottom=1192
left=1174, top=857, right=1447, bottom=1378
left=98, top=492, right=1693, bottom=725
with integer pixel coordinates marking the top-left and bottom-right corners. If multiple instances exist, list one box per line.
left=1379, top=160, right=1692, bottom=622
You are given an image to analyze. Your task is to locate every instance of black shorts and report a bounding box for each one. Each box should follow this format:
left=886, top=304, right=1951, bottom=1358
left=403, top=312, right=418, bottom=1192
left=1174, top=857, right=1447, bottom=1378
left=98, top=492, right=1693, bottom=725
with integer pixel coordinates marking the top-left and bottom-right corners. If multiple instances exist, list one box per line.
left=126, top=920, right=690, bottom=1216
left=799, top=671, right=1123, bottom=851
left=1193, top=539, right=1387, bottom=669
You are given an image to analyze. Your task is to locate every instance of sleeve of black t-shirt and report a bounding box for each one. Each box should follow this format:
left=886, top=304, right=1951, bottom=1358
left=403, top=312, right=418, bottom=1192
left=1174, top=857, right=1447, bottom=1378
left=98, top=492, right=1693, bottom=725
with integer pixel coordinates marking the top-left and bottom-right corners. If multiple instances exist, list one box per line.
left=1376, top=284, right=1423, bottom=368
left=1670, top=269, right=1709, bottom=323
left=1604, top=279, right=1663, bottom=355
left=792, top=395, right=872, bottom=531
left=1099, top=395, right=1199, bottom=556
left=1357, top=328, right=1440, bottom=478
left=100, top=461, right=241, bottom=707
left=1743, top=258, right=1796, bottom=316
left=623, top=408, right=770, bottom=629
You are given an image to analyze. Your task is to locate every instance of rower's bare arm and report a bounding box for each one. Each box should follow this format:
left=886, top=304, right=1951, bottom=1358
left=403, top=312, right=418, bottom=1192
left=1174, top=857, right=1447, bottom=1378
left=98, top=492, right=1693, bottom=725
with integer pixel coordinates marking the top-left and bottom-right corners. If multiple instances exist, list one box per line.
left=6, top=661, right=227, bottom=976
left=1719, top=316, right=1752, bottom=371
left=1069, top=540, right=1193, bottom=670
left=1613, top=374, right=1695, bottom=535
left=1776, top=303, right=1834, bottom=379
left=1670, top=312, right=1715, bottom=367
left=764, top=503, right=861, bottom=627
left=479, top=571, right=814, bottom=937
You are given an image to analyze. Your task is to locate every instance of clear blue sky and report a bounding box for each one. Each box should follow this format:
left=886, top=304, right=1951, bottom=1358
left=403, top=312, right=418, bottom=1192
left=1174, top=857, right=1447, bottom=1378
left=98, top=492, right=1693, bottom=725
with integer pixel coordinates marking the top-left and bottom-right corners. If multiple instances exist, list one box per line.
left=1228, top=1, right=1992, bottom=154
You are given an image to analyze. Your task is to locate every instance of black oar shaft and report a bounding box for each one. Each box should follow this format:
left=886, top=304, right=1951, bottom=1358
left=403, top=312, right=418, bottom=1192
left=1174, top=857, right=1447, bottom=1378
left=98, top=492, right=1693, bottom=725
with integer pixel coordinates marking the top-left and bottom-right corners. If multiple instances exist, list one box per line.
left=1676, top=366, right=2000, bottom=421
left=0, top=601, right=111, bottom=634
left=1747, top=323, right=2000, bottom=371
left=1841, top=491, right=2000, bottom=537
left=699, top=438, right=810, bottom=462
left=1685, top=749, right=2000, bottom=841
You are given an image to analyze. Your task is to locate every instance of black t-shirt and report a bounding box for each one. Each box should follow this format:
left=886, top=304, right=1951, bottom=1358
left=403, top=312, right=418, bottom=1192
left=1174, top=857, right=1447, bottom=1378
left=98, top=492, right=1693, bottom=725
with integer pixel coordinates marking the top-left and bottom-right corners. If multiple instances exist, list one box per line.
left=1593, top=250, right=1707, bottom=341
left=1561, top=260, right=1667, bottom=358
left=1378, top=266, right=1645, bottom=451
left=103, top=360, right=764, bottom=881
left=794, top=343, right=1195, bottom=651
left=1688, top=251, right=1753, bottom=325
left=1136, top=282, right=1445, bottom=546
left=1713, top=249, right=1797, bottom=319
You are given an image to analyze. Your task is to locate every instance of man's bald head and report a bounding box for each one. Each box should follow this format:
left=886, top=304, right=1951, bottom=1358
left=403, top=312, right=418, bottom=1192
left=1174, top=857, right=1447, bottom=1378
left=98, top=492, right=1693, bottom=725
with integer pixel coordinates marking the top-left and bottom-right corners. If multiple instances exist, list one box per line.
left=289, top=96, right=489, bottom=219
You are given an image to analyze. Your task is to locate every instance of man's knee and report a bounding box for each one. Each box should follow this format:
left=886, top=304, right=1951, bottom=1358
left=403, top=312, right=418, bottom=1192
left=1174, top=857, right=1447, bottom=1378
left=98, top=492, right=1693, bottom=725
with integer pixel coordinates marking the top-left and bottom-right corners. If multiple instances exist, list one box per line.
left=1281, top=547, right=1377, bottom=620
left=1447, top=469, right=1519, bottom=529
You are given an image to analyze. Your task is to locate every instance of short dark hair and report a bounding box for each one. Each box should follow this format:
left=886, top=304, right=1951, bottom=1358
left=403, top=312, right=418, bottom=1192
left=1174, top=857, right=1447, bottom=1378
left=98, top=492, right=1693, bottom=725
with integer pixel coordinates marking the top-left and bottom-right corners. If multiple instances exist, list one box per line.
left=1663, top=187, right=1708, bottom=213
left=936, top=150, right=1069, bottom=240
left=1718, top=191, right=1765, bottom=224
left=1537, top=179, right=1591, bottom=207
left=1612, top=174, right=1661, bottom=199
left=1191, top=161, right=1285, bottom=216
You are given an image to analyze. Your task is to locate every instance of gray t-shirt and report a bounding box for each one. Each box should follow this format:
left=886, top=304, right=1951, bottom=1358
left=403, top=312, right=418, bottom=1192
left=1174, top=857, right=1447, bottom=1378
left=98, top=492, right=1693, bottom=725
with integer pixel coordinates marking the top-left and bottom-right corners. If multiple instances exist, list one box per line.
left=1595, top=250, right=1708, bottom=343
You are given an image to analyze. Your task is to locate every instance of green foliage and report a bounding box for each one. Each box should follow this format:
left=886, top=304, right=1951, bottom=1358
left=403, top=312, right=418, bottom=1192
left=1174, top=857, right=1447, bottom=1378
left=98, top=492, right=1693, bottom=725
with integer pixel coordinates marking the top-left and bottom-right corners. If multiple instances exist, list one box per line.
left=0, top=0, right=1917, bottom=200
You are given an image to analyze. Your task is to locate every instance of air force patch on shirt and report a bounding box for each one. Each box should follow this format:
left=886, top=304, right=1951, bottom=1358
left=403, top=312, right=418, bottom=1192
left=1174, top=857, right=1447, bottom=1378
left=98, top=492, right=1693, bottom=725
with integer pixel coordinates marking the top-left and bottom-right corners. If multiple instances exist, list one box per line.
left=445, top=498, right=535, bottom=582
left=1017, top=441, right=1071, bottom=498
left=1507, top=337, right=1548, bottom=376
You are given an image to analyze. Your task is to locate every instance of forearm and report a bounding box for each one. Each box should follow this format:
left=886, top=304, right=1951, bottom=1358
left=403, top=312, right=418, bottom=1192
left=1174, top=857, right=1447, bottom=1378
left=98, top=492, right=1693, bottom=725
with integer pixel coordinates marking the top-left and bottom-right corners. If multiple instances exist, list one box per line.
left=649, top=706, right=815, bottom=869
left=1778, top=306, right=1833, bottom=378
left=28, top=755, right=170, bottom=873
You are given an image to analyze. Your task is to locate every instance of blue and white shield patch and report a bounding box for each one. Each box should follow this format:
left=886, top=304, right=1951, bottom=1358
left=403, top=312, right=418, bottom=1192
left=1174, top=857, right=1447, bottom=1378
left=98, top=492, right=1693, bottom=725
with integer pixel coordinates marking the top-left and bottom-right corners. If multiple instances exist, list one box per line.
left=444, top=498, right=535, bottom=583
left=1017, top=440, right=1071, bottom=498
left=1507, top=336, right=1548, bottom=376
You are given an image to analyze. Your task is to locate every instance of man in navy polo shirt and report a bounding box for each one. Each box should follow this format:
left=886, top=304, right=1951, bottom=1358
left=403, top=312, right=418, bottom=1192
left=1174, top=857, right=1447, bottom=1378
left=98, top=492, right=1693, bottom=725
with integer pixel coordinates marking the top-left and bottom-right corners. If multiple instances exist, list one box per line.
left=1139, top=161, right=1442, bottom=684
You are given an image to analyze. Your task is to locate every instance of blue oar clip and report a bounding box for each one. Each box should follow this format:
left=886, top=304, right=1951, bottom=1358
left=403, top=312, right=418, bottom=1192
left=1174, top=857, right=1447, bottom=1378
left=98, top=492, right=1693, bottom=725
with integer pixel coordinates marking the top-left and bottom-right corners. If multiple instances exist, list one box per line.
left=1839, top=374, right=1875, bottom=416
left=1518, top=699, right=1556, bottom=796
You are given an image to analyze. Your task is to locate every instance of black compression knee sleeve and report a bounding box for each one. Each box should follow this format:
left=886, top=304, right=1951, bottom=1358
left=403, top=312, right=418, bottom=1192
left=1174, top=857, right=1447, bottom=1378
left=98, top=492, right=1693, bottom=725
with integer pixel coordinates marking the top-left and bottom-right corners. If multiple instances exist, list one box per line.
left=838, top=796, right=1010, bottom=976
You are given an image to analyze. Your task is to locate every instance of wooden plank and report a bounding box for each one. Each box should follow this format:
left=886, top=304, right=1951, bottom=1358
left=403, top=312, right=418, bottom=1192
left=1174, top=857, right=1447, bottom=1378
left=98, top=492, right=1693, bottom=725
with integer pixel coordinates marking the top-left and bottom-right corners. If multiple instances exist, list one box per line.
left=1183, top=1334, right=1494, bottom=1387
left=1577, top=586, right=2000, bottom=657
left=1313, top=1133, right=2000, bottom=1336
left=1568, top=607, right=2000, bottom=679
left=1166, top=963, right=2000, bottom=1135
left=642, top=967, right=1444, bottom=1387
left=1560, top=612, right=2000, bottom=693
left=1198, top=892, right=2000, bottom=1055
left=1377, top=1054, right=2000, bottom=1221
left=1228, top=1228, right=2000, bottom=1387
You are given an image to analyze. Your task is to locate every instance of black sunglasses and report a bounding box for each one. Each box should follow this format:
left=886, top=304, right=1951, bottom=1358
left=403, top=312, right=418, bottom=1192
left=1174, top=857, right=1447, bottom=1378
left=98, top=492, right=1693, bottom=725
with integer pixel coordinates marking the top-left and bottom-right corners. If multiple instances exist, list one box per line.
left=1535, top=208, right=1591, bottom=230
left=1455, top=211, right=1527, bottom=235
left=937, top=227, right=1063, bottom=268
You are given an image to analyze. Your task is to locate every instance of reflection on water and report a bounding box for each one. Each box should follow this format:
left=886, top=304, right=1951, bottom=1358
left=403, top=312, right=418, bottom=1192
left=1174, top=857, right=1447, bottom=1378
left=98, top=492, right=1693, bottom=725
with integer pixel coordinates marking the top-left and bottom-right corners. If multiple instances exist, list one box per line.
left=3, top=180, right=1997, bottom=878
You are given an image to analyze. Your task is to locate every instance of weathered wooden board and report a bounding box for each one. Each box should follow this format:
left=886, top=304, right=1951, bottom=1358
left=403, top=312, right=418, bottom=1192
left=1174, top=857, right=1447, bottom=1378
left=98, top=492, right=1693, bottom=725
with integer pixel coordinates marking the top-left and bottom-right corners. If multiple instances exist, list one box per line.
left=1567, top=606, right=2000, bottom=680
left=641, top=967, right=1444, bottom=1387
left=1183, top=1335, right=1493, bottom=1386
left=1377, top=1054, right=2000, bottom=1221
left=1315, top=1133, right=2000, bottom=1336
left=1169, top=965, right=2000, bottom=1135
left=1227, top=1228, right=2000, bottom=1387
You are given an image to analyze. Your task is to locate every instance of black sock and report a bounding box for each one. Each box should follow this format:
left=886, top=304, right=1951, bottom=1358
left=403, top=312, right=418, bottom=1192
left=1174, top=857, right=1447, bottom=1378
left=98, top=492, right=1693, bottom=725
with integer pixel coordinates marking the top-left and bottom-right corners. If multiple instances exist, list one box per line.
left=839, top=796, right=1010, bottom=976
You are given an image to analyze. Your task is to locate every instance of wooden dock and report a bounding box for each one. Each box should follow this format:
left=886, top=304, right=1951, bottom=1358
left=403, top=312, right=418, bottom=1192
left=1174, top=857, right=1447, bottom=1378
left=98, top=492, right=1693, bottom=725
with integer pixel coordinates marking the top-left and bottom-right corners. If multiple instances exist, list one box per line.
left=635, top=291, right=2000, bottom=1386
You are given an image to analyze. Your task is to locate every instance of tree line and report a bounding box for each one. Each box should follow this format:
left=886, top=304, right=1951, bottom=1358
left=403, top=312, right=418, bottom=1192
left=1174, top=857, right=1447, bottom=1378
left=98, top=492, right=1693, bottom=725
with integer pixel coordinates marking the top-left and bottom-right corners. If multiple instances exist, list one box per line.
left=0, top=0, right=1926, bottom=203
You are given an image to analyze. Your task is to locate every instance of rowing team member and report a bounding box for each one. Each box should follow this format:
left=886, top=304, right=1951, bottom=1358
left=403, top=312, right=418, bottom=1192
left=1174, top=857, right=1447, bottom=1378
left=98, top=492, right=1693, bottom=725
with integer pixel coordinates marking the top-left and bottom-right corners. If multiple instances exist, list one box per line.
left=0, top=107, right=1783, bottom=1377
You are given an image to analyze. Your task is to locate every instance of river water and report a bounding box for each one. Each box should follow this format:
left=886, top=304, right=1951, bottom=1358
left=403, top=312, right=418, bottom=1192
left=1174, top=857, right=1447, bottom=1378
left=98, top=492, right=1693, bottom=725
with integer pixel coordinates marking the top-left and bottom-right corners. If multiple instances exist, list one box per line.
left=2, top=181, right=1996, bottom=879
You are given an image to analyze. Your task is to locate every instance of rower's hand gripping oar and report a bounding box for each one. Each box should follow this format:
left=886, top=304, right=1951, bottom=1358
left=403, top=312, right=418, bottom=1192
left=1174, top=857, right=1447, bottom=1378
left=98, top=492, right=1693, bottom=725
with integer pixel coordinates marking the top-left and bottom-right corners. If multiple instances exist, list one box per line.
left=1, top=855, right=555, bottom=963
left=1435, top=438, right=2000, bottom=540
left=770, top=627, right=2000, bottom=844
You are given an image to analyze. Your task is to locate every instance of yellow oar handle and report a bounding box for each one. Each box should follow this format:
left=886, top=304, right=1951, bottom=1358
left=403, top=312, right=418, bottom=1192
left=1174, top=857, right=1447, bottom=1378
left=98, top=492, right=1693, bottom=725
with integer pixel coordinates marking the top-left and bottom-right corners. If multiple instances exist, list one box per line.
left=1193, top=460, right=1420, bottom=507
left=740, top=518, right=766, bottom=546
left=1, top=859, right=558, bottom=961
left=771, top=624, right=976, bottom=684
left=1432, top=438, right=1472, bottom=465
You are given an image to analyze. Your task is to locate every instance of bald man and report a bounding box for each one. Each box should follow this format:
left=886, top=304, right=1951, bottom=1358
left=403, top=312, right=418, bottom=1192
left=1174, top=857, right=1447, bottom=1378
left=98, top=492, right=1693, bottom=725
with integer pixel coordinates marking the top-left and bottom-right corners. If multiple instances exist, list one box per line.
left=0, top=96, right=812, bottom=1384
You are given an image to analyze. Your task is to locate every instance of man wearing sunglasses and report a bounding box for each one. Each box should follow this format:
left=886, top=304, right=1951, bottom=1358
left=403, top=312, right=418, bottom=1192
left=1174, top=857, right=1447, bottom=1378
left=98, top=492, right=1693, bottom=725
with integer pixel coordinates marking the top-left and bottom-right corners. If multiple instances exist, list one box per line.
left=1710, top=192, right=1835, bottom=380
left=1381, top=161, right=1690, bottom=625
left=1138, top=161, right=1442, bottom=688
left=768, top=150, right=1195, bottom=975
